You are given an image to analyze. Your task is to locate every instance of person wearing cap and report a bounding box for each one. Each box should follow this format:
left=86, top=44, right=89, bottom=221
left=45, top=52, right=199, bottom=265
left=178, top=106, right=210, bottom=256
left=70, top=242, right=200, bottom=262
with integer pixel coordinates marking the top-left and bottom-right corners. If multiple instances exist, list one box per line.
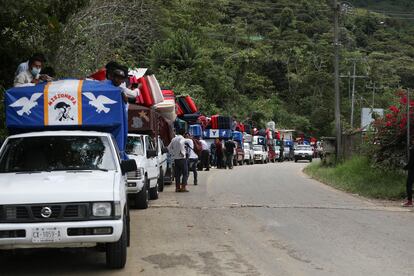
left=105, top=62, right=138, bottom=101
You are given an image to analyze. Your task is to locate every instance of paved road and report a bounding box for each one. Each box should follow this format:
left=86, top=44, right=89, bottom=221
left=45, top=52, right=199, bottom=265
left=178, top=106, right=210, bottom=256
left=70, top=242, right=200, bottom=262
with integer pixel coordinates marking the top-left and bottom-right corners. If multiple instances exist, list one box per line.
left=1, top=161, right=414, bottom=275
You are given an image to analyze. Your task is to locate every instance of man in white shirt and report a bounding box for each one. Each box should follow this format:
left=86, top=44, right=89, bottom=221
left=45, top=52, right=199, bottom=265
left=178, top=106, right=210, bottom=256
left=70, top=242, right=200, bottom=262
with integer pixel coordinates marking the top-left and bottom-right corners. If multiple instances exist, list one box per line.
left=168, top=129, right=189, bottom=192
left=14, top=56, right=44, bottom=87
left=184, top=133, right=199, bottom=185
left=199, top=138, right=210, bottom=171
left=15, top=53, right=45, bottom=77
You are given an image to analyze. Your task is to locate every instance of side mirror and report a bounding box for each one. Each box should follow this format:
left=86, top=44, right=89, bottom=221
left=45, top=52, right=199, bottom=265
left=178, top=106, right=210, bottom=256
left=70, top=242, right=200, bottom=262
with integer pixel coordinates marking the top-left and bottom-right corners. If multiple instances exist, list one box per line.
left=147, top=149, right=157, bottom=158
left=161, top=147, right=169, bottom=154
left=121, top=159, right=137, bottom=174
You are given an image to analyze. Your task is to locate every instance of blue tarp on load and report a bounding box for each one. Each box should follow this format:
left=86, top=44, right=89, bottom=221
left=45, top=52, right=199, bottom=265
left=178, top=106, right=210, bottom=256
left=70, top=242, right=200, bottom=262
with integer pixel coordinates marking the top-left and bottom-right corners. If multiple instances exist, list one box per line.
left=5, top=79, right=128, bottom=159
left=232, top=131, right=243, bottom=142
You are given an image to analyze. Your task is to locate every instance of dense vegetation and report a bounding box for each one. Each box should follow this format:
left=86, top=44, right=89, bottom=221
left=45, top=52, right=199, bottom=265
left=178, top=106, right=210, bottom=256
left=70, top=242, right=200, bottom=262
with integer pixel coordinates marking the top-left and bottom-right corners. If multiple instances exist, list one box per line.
left=1, top=0, right=414, bottom=138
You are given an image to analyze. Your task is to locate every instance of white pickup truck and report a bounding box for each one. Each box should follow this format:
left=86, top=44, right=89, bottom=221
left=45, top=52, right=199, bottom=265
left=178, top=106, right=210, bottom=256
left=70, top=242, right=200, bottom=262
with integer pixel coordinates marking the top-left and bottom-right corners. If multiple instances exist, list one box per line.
left=243, top=142, right=254, bottom=165
left=253, top=144, right=269, bottom=164
left=126, top=134, right=160, bottom=209
left=0, top=131, right=137, bottom=269
left=156, top=136, right=168, bottom=192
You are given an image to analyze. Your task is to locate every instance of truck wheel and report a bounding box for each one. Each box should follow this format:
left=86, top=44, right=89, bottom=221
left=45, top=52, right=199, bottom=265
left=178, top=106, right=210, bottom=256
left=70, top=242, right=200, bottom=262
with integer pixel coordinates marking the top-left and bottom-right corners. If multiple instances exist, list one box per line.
left=106, top=218, right=127, bottom=269
left=294, top=159, right=298, bottom=163
left=158, top=169, right=164, bottom=192
left=149, top=180, right=159, bottom=200
left=309, top=158, right=313, bottom=163
left=135, top=178, right=148, bottom=209
left=261, top=158, right=264, bottom=164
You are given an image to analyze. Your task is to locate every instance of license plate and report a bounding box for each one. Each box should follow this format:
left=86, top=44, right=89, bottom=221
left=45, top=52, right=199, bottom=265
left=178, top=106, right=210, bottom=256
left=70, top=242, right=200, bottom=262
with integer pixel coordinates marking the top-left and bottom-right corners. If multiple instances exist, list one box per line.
left=302, top=154, right=305, bottom=157
left=32, top=227, right=62, bottom=243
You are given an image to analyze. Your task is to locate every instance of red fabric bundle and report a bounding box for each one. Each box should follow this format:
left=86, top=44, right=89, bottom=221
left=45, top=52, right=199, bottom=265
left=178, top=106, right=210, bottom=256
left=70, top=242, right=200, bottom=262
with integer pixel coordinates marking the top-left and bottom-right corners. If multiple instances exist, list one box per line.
left=184, top=95, right=198, bottom=113
left=137, top=77, right=154, bottom=107
left=89, top=68, right=106, bottom=81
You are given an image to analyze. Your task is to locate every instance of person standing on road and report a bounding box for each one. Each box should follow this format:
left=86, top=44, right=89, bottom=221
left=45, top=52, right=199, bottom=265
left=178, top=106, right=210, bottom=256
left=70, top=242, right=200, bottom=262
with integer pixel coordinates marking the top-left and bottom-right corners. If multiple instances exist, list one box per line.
left=224, top=139, right=236, bottom=169
left=403, top=139, right=414, bottom=207
left=184, top=133, right=199, bottom=185
left=210, top=142, right=216, bottom=168
left=279, top=140, right=284, bottom=162
left=199, top=137, right=210, bottom=171
left=215, top=139, right=224, bottom=169
left=168, top=129, right=189, bottom=192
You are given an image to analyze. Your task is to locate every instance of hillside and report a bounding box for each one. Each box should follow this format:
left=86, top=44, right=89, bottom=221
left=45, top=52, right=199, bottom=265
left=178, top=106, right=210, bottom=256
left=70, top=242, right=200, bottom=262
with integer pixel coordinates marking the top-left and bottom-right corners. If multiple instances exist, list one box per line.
left=1, top=0, right=414, bottom=137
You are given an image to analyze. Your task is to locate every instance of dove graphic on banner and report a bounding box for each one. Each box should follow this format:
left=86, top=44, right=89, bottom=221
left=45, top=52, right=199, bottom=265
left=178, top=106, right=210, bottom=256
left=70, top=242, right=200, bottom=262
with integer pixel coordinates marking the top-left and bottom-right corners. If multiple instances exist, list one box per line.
left=9, top=93, right=42, bottom=116
left=83, top=92, right=117, bottom=113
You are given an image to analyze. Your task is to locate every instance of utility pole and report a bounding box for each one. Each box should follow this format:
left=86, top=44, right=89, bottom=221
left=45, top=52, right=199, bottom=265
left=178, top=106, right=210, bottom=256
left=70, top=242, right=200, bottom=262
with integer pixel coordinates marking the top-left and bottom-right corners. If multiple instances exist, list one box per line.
left=350, top=61, right=356, bottom=128
left=347, top=58, right=367, bottom=128
left=366, top=82, right=381, bottom=108
left=333, top=0, right=341, bottom=159
left=408, top=88, right=411, bottom=160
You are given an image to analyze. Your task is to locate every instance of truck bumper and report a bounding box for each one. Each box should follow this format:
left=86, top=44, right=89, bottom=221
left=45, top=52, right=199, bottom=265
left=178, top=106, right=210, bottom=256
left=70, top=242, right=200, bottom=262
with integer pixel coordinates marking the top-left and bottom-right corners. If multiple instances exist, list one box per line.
left=0, top=220, right=123, bottom=249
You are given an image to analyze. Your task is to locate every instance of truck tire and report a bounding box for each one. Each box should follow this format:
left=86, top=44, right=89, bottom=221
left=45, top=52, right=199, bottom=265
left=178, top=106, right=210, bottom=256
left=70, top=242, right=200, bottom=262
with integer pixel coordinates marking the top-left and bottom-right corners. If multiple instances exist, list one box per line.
left=158, top=168, right=164, bottom=192
left=149, top=180, right=159, bottom=200
left=134, top=178, right=148, bottom=209
left=309, top=158, right=313, bottom=163
left=106, top=218, right=127, bottom=269
left=294, top=159, right=298, bottom=163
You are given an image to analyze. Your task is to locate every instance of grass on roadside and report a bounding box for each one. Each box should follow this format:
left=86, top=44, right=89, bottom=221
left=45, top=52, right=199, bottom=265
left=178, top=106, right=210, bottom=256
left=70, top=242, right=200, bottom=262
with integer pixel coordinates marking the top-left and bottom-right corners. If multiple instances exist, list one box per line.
left=304, top=156, right=406, bottom=200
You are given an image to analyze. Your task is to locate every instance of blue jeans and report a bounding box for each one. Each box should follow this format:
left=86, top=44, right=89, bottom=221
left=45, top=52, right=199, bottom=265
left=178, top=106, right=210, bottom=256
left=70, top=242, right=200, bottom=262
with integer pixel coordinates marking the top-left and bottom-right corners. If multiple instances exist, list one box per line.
left=188, top=158, right=198, bottom=184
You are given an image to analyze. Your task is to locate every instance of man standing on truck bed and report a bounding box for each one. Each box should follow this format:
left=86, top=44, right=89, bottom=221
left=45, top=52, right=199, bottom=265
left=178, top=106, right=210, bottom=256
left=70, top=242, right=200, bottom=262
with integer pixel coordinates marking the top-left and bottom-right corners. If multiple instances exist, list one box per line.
left=168, top=129, right=189, bottom=192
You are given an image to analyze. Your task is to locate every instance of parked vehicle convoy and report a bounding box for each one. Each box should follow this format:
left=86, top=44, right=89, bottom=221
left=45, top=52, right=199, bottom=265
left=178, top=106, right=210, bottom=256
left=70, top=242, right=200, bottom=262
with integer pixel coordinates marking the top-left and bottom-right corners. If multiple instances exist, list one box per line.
left=294, top=145, right=314, bottom=162
left=126, top=134, right=159, bottom=209
left=128, top=104, right=174, bottom=196
left=253, top=145, right=268, bottom=164
left=243, top=142, right=254, bottom=165
left=0, top=80, right=137, bottom=269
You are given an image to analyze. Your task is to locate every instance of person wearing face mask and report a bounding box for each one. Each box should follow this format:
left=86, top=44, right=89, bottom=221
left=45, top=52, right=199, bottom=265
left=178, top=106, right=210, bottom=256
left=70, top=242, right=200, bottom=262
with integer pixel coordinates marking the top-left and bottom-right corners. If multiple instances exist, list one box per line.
left=15, top=53, right=46, bottom=77
left=14, top=56, right=44, bottom=87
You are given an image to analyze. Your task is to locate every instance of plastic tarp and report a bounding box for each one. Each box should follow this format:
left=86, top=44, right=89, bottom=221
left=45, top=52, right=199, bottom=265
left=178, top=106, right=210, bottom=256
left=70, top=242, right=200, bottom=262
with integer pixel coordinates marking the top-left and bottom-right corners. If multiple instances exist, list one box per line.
left=5, top=79, right=128, bottom=159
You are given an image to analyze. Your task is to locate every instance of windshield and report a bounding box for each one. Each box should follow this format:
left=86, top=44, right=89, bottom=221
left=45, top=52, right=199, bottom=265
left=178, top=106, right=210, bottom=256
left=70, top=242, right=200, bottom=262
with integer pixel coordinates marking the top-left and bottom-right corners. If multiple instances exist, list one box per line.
left=0, top=136, right=117, bottom=173
left=295, top=145, right=312, bottom=151
left=126, top=136, right=144, bottom=156
left=253, top=145, right=263, bottom=151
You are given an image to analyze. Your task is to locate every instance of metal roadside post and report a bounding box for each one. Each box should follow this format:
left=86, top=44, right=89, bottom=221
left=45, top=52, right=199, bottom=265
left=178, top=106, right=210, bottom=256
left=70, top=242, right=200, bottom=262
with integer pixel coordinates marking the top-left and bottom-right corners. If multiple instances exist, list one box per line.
left=407, top=88, right=411, bottom=161
left=333, top=0, right=341, bottom=160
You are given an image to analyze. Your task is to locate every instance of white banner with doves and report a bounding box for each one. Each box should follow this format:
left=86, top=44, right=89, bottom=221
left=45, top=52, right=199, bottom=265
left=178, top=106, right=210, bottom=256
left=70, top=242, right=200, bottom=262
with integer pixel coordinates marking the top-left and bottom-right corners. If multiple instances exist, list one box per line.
left=45, top=80, right=82, bottom=125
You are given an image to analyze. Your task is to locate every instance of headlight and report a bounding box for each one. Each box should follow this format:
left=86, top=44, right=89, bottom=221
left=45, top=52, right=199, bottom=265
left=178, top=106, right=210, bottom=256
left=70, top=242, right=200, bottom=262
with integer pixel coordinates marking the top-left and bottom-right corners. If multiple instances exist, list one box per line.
left=92, top=202, right=112, bottom=217
left=138, top=167, right=144, bottom=179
